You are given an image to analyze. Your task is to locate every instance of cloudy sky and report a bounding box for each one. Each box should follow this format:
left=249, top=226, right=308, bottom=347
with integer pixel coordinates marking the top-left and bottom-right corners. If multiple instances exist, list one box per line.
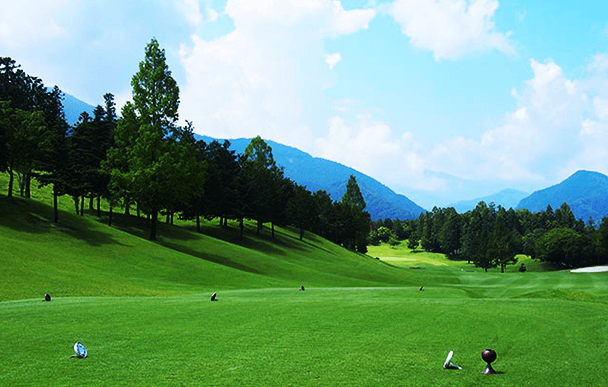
left=2, top=0, right=608, bottom=207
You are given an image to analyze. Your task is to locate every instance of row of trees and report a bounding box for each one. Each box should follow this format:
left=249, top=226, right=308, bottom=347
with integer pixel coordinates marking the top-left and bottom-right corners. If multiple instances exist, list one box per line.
left=1, top=40, right=371, bottom=252
left=371, top=202, right=608, bottom=270
left=0, top=56, right=72, bottom=222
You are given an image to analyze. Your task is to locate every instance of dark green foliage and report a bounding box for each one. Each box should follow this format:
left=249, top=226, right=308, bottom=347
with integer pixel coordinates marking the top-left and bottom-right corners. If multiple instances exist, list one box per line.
left=287, top=183, right=315, bottom=241
left=439, top=207, right=461, bottom=255
left=377, top=226, right=393, bottom=243
left=341, top=175, right=371, bottom=253
left=35, top=86, right=71, bottom=223
left=243, top=136, right=285, bottom=237
left=397, top=198, right=606, bottom=270
left=0, top=102, right=46, bottom=197
left=0, top=53, right=388, bottom=260
left=393, top=219, right=409, bottom=240
left=205, top=136, right=425, bottom=221
left=66, top=103, right=114, bottom=216
left=0, top=57, right=48, bottom=113
left=199, top=139, right=239, bottom=225
left=106, top=38, right=183, bottom=240
left=0, top=58, right=66, bottom=203
left=311, top=189, right=336, bottom=241
left=536, top=228, right=590, bottom=268
left=487, top=208, right=521, bottom=273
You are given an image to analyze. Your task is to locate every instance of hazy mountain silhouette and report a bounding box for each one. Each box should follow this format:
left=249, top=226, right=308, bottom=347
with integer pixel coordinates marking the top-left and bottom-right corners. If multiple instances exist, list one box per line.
left=516, top=170, right=608, bottom=223
left=198, top=136, right=426, bottom=220
left=450, top=188, right=529, bottom=213
left=55, top=91, right=96, bottom=126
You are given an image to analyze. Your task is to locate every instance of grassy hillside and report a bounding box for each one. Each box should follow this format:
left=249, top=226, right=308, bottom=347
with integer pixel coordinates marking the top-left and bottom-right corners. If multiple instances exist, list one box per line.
left=0, top=173, right=416, bottom=302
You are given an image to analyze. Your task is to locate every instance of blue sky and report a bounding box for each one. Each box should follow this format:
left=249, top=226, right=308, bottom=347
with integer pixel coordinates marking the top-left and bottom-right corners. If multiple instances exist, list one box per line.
left=2, top=0, right=608, bottom=208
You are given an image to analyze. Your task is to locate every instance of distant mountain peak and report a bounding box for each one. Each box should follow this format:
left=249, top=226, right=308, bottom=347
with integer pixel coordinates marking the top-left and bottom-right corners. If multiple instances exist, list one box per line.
left=197, top=135, right=426, bottom=220
left=450, top=188, right=529, bottom=213
left=517, top=170, right=608, bottom=222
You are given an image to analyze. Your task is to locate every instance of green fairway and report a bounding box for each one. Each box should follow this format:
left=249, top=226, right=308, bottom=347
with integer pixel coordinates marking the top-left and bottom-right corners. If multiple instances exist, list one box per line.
left=2, top=287, right=608, bottom=386
left=367, top=242, right=557, bottom=273
left=2, top=175, right=608, bottom=386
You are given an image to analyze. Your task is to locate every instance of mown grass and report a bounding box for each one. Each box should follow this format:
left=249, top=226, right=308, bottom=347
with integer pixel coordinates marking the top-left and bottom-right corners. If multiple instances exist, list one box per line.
left=2, top=172, right=608, bottom=386
left=367, top=242, right=558, bottom=273
left=2, top=288, right=608, bottom=386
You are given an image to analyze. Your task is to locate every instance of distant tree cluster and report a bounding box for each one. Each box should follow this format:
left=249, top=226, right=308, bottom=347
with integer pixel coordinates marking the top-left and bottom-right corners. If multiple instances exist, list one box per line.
left=372, top=202, right=608, bottom=271
left=0, top=40, right=371, bottom=253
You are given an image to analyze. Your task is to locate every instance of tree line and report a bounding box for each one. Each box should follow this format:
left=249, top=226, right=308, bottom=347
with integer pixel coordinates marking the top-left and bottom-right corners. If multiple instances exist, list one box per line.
left=0, top=39, right=370, bottom=252
left=371, top=201, right=608, bottom=270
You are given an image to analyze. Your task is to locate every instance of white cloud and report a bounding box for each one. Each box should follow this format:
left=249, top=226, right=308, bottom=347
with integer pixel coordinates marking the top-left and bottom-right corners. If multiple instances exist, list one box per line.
left=389, top=0, right=515, bottom=60
left=314, top=114, right=445, bottom=192
left=425, top=57, right=608, bottom=186
left=0, top=1, right=76, bottom=49
left=589, top=53, right=608, bottom=72
left=593, top=97, right=608, bottom=121
left=327, top=1, right=375, bottom=36
left=206, top=6, right=219, bottom=23
left=179, top=0, right=376, bottom=149
left=325, top=53, right=342, bottom=70
left=177, top=0, right=203, bottom=28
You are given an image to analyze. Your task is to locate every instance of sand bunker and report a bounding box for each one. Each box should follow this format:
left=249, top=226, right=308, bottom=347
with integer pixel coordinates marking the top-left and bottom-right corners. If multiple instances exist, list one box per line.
left=571, top=266, right=608, bottom=273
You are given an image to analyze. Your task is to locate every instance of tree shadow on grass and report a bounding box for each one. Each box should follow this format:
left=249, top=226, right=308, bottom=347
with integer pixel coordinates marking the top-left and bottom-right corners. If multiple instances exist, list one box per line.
left=0, top=196, right=129, bottom=247
left=161, top=240, right=262, bottom=274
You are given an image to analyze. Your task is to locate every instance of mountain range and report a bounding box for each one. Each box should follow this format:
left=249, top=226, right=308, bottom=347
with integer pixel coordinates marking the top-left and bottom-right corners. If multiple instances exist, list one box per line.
left=450, top=188, right=529, bottom=214
left=516, top=170, right=608, bottom=224
left=62, top=93, right=608, bottom=222
left=197, top=136, right=426, bottom=221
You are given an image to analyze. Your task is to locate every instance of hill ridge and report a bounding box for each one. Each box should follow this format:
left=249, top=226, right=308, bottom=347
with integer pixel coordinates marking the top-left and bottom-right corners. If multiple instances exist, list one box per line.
left=516, top=170, right=608, bottom=222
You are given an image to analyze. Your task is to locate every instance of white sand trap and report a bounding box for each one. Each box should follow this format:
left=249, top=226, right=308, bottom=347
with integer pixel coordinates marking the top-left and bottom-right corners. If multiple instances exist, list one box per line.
left=571, top=266, right=608, bottom=273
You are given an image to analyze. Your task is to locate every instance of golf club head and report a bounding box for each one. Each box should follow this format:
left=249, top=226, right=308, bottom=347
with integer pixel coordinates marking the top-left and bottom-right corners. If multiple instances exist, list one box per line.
left=443, top=350, right=461, bottom=369
left=74, top=342, right=87, bottom=358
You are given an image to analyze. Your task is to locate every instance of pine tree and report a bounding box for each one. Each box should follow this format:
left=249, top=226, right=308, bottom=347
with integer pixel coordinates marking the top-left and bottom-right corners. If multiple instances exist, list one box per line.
left=341, top=175, right=371, bottom=253
left=108, top=38, right=181, bottom=240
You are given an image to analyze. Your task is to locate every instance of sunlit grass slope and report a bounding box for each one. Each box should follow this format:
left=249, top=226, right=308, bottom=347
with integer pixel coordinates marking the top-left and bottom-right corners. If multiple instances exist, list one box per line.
left=368, top=242, right=558, bottom=272
left=0, top=174, right=417, bottom=301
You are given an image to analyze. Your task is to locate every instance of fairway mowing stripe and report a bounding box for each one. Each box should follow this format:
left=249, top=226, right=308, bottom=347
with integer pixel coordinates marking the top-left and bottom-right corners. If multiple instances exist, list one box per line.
left=217, top=287, right=414, bottom=294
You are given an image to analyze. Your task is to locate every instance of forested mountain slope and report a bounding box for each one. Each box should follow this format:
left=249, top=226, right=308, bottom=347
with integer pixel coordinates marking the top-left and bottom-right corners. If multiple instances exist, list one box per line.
left=516, top=170, right=608, bottom=223
left=199, top=136, right=426, bottom=221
